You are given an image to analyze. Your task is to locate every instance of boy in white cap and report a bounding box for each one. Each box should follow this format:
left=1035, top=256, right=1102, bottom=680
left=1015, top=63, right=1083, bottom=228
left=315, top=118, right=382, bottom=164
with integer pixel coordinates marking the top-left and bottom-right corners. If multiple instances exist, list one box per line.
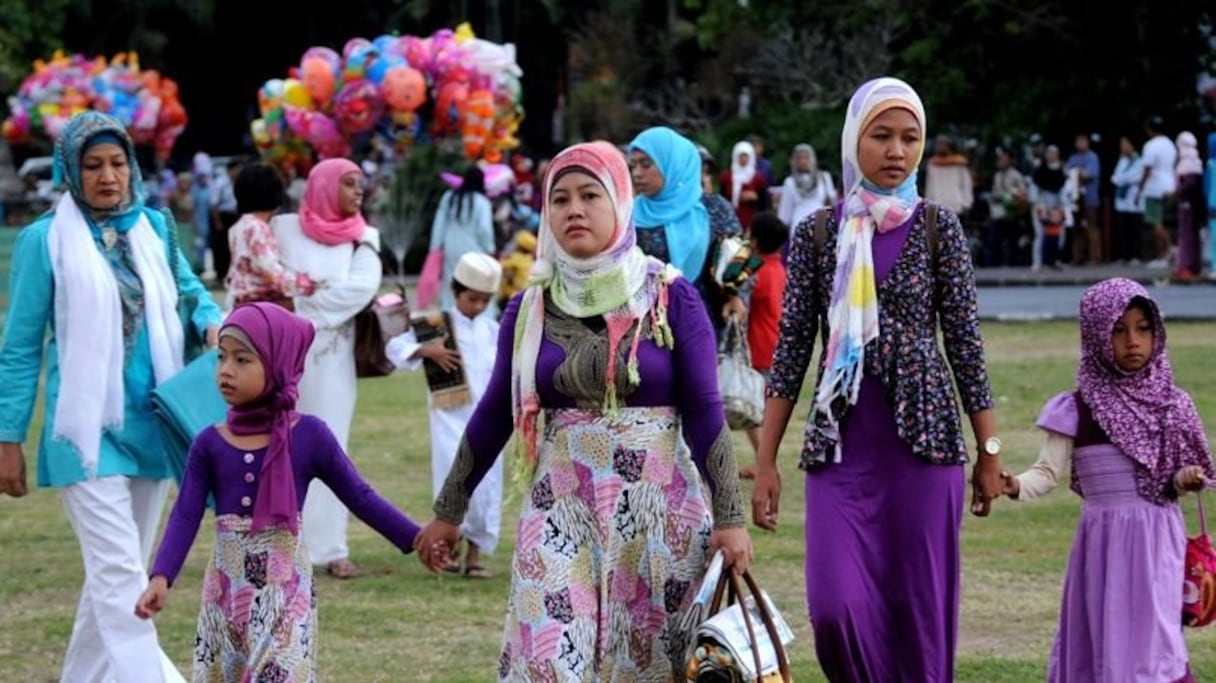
left=386, top=252, right=504, bottom=577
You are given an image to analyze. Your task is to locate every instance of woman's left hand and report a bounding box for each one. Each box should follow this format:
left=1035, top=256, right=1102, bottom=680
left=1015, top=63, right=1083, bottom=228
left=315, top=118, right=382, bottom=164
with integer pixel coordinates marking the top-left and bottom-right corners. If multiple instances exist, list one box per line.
left=709, top=526, right=753, bottom=574
left=205, top=325, right=220, bottom=348
left=970, top=453, right=1004, bottom=517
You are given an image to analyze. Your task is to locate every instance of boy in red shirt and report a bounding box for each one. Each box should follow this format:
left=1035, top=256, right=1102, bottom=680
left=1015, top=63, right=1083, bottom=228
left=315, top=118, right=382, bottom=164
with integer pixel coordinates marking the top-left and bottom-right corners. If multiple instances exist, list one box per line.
left=744, top=212, right=789, bottom=459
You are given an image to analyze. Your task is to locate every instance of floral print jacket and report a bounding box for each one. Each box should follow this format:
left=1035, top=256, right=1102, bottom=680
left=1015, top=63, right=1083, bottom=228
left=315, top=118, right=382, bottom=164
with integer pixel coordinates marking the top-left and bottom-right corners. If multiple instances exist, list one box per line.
left=767, top=201, right=993, bottom=469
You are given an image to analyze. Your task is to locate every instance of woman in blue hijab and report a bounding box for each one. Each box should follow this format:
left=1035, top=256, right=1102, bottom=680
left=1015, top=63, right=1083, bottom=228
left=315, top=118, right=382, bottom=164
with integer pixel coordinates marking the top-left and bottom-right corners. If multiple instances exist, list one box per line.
left=629, top=126, right=747, bottom=331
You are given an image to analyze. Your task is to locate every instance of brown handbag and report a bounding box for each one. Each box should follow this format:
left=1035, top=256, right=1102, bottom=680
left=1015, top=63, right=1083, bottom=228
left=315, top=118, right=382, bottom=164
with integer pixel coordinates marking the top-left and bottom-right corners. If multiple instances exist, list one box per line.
left=686, top=568, right=793, bottom=683
left=354, top=283, right=411, bottom=378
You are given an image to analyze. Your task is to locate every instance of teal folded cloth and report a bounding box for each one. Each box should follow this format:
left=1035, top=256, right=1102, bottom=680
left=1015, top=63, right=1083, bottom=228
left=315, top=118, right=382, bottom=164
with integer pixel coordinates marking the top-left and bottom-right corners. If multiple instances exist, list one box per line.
left=151, top=348, right=226, bottom=485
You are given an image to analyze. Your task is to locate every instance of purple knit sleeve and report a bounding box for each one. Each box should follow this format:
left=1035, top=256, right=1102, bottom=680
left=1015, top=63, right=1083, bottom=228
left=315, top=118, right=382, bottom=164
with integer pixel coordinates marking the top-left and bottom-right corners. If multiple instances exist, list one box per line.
left=669, top=278, right=746, bottom=527
left=150, top=431, right=215, bottom=585
left=1037, top=391, right=1079, bottom=438
left=308, top=417, right=420, bottom=553
left=433, top=294, right=519, bottom=523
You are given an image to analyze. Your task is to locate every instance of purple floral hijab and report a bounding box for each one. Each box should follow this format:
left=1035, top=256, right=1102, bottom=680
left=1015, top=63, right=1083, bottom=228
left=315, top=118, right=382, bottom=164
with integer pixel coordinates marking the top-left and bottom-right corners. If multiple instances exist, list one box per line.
left=1076, top=278, right=1212, bottom=502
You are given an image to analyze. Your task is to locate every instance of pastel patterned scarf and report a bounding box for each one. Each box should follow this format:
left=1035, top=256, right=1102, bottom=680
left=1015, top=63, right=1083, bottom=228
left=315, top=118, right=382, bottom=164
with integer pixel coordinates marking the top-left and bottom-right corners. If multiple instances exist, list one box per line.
left=1075, top=278, right=1211, bottom=502
left=512, top=141, right=674, bottom=482
left=814, top=77, right=926, bottom=461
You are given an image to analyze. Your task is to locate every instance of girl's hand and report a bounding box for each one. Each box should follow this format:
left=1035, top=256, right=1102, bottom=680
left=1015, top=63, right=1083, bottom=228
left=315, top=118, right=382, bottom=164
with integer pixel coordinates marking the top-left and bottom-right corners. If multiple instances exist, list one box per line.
left=204, top=325, right=220, bottom=349
left=1174, top=465, right=1209, bottom=493
left=709, top=526, right=754, bottom=575
left=413, top=518, right=461, bottom=573
left=135, top=576, right=169, bottom=619
left=1000, top=470, right=1021, bottom=499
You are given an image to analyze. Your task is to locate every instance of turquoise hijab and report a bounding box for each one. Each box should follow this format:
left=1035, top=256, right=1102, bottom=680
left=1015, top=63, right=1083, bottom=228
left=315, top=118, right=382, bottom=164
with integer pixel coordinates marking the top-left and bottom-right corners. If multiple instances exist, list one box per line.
left=629, top=126, right=710, bottom=279
left=52, top=111, right=147, bottom=230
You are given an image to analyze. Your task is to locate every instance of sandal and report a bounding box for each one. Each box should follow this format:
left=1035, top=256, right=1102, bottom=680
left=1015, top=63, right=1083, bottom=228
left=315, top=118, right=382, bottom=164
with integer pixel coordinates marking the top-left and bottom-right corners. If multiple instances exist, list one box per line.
left=463, top=564, right=492, bottom=580
left=325, top=558, right=361, bottom=580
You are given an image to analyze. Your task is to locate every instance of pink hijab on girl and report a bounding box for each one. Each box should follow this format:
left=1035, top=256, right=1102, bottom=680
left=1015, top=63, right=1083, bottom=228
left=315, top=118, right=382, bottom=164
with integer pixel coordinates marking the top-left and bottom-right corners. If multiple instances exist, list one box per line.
left=299, top=158, right=367, bottom=245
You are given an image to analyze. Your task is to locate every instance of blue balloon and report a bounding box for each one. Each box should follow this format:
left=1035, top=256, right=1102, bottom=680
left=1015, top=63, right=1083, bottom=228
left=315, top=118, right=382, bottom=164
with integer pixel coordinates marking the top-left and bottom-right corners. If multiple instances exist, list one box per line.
left=366, top=55, right=405, bottom=85
left=373, top=34, right=399, bottom=56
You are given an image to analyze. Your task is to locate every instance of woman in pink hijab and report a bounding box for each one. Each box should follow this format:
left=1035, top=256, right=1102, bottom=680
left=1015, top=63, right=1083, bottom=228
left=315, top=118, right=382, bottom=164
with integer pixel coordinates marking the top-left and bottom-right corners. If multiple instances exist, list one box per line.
left=270, top=158, right=381, bottom=579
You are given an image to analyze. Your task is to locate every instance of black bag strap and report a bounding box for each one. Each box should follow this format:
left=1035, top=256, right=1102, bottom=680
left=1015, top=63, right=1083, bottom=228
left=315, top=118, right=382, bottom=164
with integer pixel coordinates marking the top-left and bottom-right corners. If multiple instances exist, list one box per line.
left=812, top=208, right=829, bottom=259
left=924, top=200, right=939, bottom=265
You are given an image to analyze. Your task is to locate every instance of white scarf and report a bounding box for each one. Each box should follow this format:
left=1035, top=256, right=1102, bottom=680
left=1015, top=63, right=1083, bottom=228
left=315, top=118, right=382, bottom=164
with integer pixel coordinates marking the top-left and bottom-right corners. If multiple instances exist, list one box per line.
left=47, top=194, right=184, bottom=476
left=730, top=141, right=757, bottom=208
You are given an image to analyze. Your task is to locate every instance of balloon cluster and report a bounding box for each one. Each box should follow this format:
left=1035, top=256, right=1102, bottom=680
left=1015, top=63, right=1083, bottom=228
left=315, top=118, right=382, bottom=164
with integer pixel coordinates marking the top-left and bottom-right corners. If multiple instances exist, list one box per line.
left=2, top=50, right=188, bottom=161
left=252, top=23, right=524, bottom=171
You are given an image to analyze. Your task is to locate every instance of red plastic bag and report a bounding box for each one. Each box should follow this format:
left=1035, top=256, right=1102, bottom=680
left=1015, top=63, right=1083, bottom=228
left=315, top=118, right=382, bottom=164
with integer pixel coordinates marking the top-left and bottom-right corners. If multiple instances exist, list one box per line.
left=1183, top=494, right=1216, bottom=628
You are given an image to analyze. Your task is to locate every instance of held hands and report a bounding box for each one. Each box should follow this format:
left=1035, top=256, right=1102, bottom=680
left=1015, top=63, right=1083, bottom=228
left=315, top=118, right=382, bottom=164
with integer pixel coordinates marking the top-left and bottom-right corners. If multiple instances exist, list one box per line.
left=970, top=452, right=1003, bottom=517
left=709, top=527, right=754, bottom=575
left=420, top=339, right=462, bottom=372
left=413, top=518, right=461, bottom=573
left=750, top=463, right=782, bottom=532
left=0, top=443, right=28, bottom=497
left=1174, top=466, right=1210, bottom=493
left=999, top=470, right=1021, bottom=499
left=134, top=576, right=169, bottom=619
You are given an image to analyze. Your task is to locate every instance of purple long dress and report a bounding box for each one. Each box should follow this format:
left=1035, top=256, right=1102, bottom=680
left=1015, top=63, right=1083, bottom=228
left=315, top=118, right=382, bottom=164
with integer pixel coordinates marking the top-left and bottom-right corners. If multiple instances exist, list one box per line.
left=803, top=218, right=965, bottom=682
left=1041, top=395, right=1194, bottom=683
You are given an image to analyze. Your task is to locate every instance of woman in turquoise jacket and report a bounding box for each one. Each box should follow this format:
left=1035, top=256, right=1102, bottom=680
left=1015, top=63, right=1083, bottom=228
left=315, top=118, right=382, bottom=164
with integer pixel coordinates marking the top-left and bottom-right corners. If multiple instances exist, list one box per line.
left=0, top=112, right=221, bottom=682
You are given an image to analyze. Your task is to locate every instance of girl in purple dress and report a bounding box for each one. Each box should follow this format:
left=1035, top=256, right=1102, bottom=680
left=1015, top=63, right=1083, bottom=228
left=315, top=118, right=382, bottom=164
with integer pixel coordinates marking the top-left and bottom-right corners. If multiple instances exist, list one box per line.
left=1002, top=278, right=1213, bottom=682
left=413, top=141, right=752, bottom=681
left=135, top=303, right=423, bottom=682
left=752, top=77, right=1005, bottom=682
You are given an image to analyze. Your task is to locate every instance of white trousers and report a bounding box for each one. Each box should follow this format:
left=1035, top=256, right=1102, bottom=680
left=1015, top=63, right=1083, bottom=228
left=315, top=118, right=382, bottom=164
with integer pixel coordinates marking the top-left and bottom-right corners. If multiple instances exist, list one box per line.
left=301, top=480, right=350, bottom=565
left=59, top=476, right=186, bottom=683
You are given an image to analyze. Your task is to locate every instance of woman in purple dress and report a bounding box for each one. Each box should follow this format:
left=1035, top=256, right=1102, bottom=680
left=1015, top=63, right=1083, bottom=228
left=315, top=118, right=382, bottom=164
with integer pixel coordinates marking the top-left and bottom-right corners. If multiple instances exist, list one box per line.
left=1002, top=278, right=1212, bottom=682
left=751, top=77, right=1005, bottom=682
left=413, top=141, right=752, bottom=681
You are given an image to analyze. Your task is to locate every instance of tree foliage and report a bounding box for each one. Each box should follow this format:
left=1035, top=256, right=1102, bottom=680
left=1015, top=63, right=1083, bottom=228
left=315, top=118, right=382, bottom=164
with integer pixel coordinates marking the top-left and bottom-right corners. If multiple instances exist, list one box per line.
left=0, top=0, right=72, bottom=95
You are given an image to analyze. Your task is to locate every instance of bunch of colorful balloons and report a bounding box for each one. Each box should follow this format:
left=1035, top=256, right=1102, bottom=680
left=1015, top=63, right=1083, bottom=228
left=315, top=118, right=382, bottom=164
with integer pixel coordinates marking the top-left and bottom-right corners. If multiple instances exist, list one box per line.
left=252, top=22, right=524, bottom=171
left=2, top=50, right=188, bottom=161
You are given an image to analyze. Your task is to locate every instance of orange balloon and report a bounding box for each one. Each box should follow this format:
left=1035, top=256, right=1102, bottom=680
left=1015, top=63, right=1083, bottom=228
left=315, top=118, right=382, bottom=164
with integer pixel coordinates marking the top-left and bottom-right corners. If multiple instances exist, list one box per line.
left=301, top=56, right=337, bottom=105
left=381, top=66, right=426, bottom=112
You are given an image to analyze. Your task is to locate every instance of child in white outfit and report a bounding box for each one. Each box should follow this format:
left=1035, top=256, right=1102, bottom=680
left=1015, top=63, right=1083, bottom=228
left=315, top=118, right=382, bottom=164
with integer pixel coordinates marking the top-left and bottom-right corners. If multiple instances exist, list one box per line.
left=387, top=252, right=504, bottom=578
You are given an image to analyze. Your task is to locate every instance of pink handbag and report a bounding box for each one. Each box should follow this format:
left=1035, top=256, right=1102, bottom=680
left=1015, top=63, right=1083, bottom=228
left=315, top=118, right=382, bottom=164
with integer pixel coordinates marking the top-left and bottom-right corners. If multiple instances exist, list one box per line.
left=415, top=248, right=444, bottom=310
left=1183, top=493, right=1216, bottom=628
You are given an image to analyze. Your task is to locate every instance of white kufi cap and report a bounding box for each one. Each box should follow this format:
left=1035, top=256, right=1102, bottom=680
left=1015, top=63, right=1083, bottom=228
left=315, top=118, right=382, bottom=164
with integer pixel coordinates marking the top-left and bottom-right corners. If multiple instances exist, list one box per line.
left=453, top=252, right=503, bottom=294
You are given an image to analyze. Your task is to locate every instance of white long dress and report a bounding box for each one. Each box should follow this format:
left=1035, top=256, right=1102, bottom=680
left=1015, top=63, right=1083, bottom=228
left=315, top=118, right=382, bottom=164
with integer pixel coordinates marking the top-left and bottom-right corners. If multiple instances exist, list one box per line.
left=385, top=307, right=504, bottom=553
left=272, top=213, right=382, bottom=565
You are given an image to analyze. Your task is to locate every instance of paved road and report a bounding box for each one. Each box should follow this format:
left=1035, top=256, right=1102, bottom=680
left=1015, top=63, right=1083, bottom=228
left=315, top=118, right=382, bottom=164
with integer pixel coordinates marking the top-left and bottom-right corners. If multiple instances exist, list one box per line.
left=978, top=283, right=1216, bottom=321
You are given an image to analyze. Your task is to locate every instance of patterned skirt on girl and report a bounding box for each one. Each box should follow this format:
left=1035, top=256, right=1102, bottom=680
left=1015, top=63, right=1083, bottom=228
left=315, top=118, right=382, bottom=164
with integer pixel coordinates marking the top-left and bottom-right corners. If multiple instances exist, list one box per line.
left=497, top=406, right=713, bottom=682
left=194, top=514, right=316, bottom=683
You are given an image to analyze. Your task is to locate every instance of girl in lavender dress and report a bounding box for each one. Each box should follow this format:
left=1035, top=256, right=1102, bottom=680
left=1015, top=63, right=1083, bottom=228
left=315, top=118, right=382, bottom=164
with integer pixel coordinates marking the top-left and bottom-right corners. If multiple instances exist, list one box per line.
left=752, top=77, right=1004, bottom=682
left=1003, top=277, right=1213, bottom=682
left=135, top=303, right=423, bottom=682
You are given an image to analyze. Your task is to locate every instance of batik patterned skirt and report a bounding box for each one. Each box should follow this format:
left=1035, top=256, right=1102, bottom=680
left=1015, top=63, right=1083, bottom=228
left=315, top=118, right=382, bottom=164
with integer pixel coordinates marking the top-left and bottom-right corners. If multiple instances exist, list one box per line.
left=194, top=514, right=316, bottom=683
left=498, top=406, right=714, bottom=682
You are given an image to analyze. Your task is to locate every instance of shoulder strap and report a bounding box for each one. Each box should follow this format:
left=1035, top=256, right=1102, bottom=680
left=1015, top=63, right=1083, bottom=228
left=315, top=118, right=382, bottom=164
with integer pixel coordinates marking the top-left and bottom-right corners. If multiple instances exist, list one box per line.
left=812, top=208, right=828, bottom=258
left=924, top=201, right=939, bottom=264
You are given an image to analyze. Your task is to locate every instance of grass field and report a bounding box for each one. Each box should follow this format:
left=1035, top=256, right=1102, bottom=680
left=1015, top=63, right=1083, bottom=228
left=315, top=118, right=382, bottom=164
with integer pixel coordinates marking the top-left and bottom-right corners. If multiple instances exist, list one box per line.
left=0, top=224, right=1214, bottom=681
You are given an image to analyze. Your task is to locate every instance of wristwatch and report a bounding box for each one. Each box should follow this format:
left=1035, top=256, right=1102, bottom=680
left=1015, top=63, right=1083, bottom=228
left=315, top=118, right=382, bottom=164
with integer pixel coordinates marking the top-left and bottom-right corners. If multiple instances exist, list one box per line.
left=981, top=436, right=1002, bottom=457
